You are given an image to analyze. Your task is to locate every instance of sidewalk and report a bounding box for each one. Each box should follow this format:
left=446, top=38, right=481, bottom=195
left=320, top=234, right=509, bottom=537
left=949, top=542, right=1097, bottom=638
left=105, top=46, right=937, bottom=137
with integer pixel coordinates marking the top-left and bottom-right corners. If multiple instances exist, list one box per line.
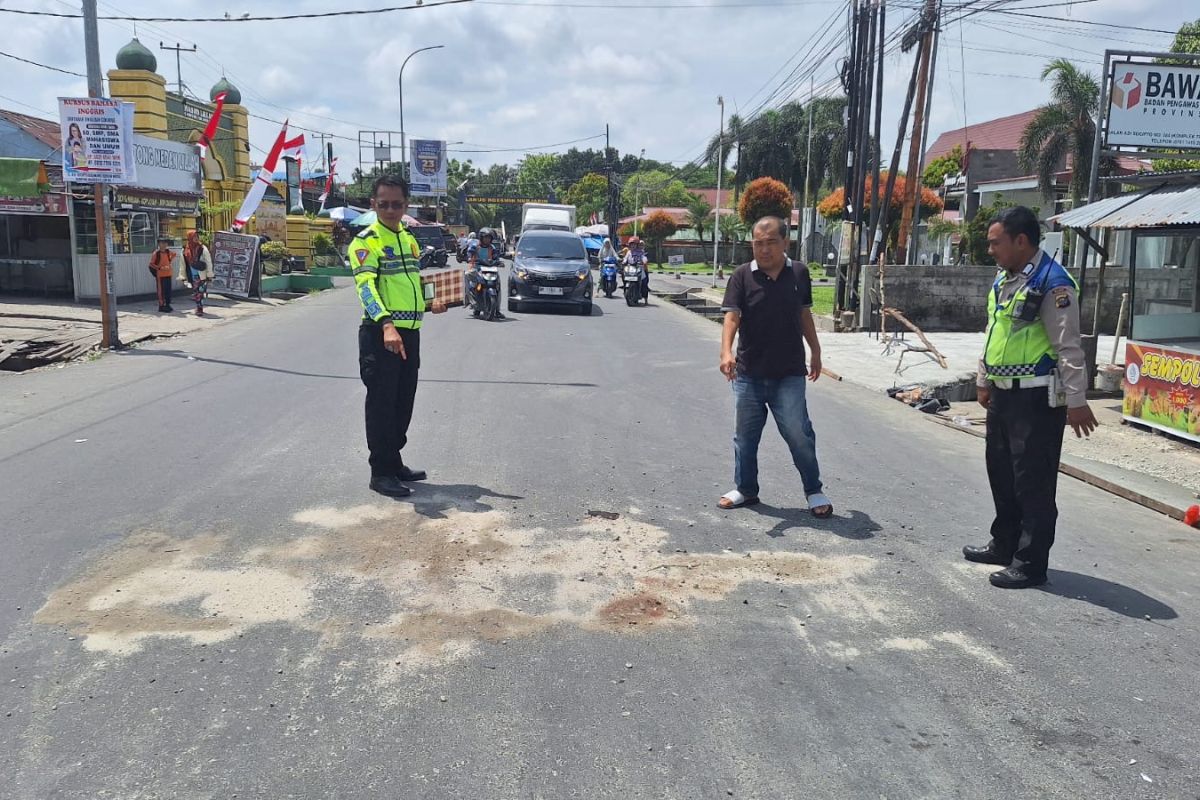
left=653, top=273, right=1200, bottom=523
left=1, top=291, right=293, bottom=373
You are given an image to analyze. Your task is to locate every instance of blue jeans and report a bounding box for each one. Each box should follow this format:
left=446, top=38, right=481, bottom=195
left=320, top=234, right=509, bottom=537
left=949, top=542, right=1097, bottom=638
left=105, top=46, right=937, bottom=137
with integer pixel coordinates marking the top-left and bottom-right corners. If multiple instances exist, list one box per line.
left=732, top=374, right=822, bottom=498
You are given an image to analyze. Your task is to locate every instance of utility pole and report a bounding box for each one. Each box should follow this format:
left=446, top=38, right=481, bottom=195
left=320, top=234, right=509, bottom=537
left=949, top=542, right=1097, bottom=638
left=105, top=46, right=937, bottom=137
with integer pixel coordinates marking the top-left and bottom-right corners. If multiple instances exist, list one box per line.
left=159, top=42, right=196, bottom=96
left=897, top=0, right=936, bottom=262
left=605, top=123, right=617, bottom=243
left=84, top=0, right=119, bottom=349
left=802, top=75, right=814, bottom=264
left=837, top=1, right=861, bottom=315
left=866, top=0, right=886, bottom=255
left=908, top=0, right=941, bottom=266
left=713, top=97, right=724, bottom=287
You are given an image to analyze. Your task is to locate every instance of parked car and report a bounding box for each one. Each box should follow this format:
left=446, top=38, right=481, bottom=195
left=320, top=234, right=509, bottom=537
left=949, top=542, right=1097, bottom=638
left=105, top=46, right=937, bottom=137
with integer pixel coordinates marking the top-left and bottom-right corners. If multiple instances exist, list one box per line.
left=409, top=224, right=449, bottom=269
left=508, top=230, right=593, bottom=315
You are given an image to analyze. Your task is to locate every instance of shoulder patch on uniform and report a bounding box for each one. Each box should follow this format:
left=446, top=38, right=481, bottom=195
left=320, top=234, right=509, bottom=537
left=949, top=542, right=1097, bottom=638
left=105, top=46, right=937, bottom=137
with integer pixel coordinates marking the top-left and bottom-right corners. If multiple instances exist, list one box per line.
left=354, top=248, right=370, bottom=263
left=355, top=229, right=376, bottom=240
left=1053, top=286, right=1071, bottom=308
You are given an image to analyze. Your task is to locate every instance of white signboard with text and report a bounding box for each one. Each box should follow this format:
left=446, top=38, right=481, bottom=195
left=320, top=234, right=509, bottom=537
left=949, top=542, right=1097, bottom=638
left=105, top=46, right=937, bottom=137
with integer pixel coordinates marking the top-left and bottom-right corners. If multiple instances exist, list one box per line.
left=1106, top=63, right=1200, bottom=150
left=131, top=134, right=201, bottom=194
left=59, top=97, right=137, bottom=184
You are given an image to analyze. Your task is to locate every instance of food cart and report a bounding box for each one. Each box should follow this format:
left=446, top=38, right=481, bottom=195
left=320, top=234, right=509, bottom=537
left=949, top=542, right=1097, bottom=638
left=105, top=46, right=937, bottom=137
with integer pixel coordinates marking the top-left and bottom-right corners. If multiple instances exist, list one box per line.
left=1055, top=182, right=1200, bottom=442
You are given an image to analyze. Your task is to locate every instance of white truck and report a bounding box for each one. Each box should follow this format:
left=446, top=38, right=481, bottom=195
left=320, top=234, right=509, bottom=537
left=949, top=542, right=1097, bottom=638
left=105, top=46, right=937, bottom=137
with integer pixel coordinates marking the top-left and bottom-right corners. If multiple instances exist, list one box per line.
left=520, top=203, right=576, bottom=234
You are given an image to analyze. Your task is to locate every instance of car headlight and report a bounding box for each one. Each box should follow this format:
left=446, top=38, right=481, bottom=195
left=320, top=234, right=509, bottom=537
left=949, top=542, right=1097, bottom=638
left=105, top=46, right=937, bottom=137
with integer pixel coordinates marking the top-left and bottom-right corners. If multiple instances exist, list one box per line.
left=577, top=270, right=588, bottom=281
left=515, top=269, right=528, bottom=280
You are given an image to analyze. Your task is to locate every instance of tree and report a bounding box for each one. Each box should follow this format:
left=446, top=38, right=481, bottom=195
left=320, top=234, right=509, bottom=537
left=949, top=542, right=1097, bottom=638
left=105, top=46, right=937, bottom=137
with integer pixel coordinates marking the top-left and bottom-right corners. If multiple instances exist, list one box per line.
left=515, top=153, right=562, bottom=199
left=1162, top=17, right=1200, bottom=64
left=565, top=173, right=609, bottom=220
left=922, top=144, right=963, bottom=189
left=620, top=170, right=691, bottom=215
left=964, top=196, right=1015, bottom=266
left=817, top=173, right=945, bottom=260
left=1018, top=59, right=1099, bottom=209
left=717, top=212, right=744, bottom=243
left=738, top=177, right=793, bottom=226
left=685, top=193, right=713, bottom=244
left=642, top=210, right=678, bottom=266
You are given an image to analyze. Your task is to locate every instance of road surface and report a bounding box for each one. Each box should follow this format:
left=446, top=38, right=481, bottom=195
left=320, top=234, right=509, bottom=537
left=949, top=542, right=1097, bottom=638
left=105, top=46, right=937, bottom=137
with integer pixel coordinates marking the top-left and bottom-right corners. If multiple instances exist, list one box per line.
left=1, top=277, right=1196, bottom=798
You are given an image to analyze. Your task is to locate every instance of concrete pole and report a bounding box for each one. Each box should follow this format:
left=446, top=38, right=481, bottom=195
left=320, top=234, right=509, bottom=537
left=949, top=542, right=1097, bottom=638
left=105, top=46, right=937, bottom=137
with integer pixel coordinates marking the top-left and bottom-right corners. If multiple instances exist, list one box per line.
left=83, top=0, right=119, bottom=348
left=713, top=96, right=724, bottom=286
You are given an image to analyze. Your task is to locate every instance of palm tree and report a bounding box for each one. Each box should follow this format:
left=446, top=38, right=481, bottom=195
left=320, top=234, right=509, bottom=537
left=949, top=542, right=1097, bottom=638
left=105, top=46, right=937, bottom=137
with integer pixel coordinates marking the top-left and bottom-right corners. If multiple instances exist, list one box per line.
left=1018, top=59, right=1100, bottom=211
left=685, top=194, right=714, bottom=244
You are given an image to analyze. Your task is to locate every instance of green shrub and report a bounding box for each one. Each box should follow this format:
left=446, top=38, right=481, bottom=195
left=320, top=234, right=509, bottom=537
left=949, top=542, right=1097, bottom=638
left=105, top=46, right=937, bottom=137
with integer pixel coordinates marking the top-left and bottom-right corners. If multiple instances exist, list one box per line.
left=261, top=241, right=289, bottom=261
left=311, top=232, right=334, bottom=255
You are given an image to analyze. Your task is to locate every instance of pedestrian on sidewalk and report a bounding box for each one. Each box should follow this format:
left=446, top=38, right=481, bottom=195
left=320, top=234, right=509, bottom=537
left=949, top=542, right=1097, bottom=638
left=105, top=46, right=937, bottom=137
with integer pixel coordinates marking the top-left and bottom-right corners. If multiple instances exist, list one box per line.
left=717, top=216, right=832, bottom=518
left=148, top=236, right=176, bottom=313
left=350, top=175, right=448, bottom=498
left=964, top=206, right=1099, bottom=589
left=181, top=230, right=213, bottom=316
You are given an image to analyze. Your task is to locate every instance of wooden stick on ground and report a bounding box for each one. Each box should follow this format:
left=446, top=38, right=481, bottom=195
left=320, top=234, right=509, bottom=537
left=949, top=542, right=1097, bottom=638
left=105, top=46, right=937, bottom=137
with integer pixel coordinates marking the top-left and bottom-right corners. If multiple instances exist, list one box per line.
left=881, top=307, right=948, bottom=369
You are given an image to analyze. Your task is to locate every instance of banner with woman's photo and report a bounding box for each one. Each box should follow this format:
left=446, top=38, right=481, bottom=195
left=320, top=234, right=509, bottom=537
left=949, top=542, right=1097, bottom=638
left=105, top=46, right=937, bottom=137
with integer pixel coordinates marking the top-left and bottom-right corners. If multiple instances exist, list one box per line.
left=58, top=97, right=136, bottom=184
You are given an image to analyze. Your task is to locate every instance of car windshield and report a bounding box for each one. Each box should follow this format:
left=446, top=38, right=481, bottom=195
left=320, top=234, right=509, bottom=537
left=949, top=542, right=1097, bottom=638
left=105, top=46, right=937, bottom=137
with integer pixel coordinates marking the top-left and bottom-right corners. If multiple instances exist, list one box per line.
left=410, top=227, right=442, bottom=247
left=517, top=237, right=586, bottom=260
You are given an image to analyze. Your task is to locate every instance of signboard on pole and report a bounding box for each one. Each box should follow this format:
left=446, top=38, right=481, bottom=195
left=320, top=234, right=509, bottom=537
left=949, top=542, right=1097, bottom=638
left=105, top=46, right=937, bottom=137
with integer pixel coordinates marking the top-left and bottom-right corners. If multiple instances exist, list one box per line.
left=59, top=98, right=136, bottom=184
left=285, top=157, right=304, bottom=214
left=210, top=230, right=262, bottom=299
left=1106, top=63, right=1200, bottom=150
left=409, top=139, right=447, bottom=196
left=668, top=254, right=685, bottom=267
left=1123, top=341, right=1200, bottom=443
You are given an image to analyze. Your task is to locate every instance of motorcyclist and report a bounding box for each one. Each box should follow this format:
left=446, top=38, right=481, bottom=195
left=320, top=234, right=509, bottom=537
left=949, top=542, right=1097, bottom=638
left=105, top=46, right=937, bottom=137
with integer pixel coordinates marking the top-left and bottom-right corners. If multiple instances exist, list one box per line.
left=467, top=227, right=505, bottom=319
left=623, top=236, right=650, bottom=300
left=598, top=237, right=619, bottom=296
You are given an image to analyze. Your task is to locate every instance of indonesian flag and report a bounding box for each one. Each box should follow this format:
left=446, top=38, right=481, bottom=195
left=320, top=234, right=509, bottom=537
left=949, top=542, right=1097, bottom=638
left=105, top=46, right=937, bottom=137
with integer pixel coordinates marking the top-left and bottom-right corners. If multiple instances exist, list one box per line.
left=589, top=211, right=600, bottom=225
left=232, top=120, right=289, bottom=231
left=197, top=91, right=227, bottom=162
left=281, top=133, right=306, bottom=163
left=319, top=156, right=338, bottom=209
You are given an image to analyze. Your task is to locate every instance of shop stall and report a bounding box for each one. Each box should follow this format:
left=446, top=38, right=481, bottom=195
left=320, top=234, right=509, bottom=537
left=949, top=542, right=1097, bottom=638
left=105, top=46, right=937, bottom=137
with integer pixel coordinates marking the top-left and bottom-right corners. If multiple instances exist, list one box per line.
left=0, top=159, right=71, bottom=295
left=1056, top=182, right=1200, bottom=442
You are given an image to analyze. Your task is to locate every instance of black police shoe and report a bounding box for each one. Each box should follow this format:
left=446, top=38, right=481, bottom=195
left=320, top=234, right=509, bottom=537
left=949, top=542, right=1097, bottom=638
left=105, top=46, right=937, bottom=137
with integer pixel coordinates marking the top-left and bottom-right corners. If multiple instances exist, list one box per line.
left=369, top=475, right=412, bottom=497
left=962, top=544, right=1012, bottom=566
left=989, top=567, right=1047, bottom=589
left=397, top=465, right=427, bottom=482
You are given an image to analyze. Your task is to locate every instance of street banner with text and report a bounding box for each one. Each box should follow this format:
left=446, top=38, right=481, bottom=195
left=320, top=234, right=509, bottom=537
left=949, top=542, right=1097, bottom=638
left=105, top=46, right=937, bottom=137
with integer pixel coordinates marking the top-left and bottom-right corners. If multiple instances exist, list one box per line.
left=1123, top=341, right=1200, bottom=443
left=1106, top=63, right=1200, bottom=150
left=409, top=139, right=447, bottom=196
left=59, top=97, right=137, bottom=184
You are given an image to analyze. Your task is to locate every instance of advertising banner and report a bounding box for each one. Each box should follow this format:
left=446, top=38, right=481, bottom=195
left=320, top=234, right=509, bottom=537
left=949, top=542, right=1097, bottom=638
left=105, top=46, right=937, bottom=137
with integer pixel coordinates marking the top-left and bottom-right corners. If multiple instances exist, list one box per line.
left=59, top=97, right=137, bottom=184
left=0, top=193, right=68, bottom=215
left=255, top=200, right=287, bottom=242
left=285, top=157, right=304, bottom=214
left=210, top=230, right=262, bottom=299
left=131, top=135, right=201, bottom=194
left=1106, top=63, right=1200, bottom=150
left=1123, top=341, right=1200, bottom=443
left=409, top=139, right=447, bottom=196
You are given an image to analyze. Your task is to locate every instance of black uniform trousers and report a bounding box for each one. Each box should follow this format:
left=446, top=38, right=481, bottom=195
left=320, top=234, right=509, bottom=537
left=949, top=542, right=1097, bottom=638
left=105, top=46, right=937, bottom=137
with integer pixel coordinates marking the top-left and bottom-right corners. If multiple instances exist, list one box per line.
left=985, top=385, right=1067, bottom=577
left=156, top=275, right=173, bottom=311
left=358, top=324, right=420, bottom=478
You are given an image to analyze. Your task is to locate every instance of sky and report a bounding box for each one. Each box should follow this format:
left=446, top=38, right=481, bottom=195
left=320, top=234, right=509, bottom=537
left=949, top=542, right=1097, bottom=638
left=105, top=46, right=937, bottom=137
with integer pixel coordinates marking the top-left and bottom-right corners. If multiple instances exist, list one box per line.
left=0, top=0, right=1191, bottom=183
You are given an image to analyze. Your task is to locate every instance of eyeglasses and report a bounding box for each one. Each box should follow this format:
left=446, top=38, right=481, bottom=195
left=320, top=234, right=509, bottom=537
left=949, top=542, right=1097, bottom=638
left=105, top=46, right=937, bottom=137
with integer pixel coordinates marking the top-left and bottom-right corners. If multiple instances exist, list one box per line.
left=374, top=201, right=408, bottom=210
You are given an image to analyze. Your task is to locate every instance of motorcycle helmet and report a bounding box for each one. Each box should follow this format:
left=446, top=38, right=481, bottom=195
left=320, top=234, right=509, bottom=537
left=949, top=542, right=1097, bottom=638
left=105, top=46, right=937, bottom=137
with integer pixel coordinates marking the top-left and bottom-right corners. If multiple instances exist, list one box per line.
left=478, top=227, right=495, bottom=241
left=468, top=231, right=477, bottom=240
left=627, top=236, right=642, bottom=246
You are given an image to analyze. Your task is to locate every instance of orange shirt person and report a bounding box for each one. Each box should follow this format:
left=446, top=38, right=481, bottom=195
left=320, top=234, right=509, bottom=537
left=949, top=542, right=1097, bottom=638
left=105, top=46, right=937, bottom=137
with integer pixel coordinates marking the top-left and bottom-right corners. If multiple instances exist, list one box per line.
left=148, top=236, right=176, bottom=313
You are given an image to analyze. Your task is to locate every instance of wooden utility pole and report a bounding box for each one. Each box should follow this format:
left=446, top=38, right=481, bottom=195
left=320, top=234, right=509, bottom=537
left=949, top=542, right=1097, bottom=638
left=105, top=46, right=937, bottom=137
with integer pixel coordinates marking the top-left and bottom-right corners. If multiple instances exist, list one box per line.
left=896, top=0, right=937, bottom=261
left=84, top=0, right=119, bottom=349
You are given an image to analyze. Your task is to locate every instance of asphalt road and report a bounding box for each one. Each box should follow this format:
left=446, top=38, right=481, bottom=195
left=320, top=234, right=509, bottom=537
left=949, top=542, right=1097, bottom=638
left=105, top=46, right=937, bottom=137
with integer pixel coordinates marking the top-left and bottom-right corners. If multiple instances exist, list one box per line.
left=1, top=274, right=1197, bottom=799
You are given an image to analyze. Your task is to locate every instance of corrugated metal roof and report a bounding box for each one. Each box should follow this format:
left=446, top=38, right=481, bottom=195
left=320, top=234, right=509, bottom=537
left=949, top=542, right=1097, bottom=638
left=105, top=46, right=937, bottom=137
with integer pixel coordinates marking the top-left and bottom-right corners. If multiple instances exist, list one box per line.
left=1051, top=184, right=1200, bottom=229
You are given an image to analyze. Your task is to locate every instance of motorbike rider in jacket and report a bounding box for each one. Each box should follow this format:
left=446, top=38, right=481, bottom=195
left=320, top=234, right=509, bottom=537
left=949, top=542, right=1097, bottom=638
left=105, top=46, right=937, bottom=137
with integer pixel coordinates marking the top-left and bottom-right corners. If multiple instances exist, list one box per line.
left=467, top=227, right=505, bottom=319
left=623, top=236, right=650, bottom=300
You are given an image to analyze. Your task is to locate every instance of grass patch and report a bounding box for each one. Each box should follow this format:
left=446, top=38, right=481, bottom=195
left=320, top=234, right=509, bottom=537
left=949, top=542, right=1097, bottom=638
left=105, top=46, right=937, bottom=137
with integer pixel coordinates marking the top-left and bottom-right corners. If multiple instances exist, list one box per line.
left=811, top=285, right=834, bottom=316
left=649, top=263, right=716, bottom=273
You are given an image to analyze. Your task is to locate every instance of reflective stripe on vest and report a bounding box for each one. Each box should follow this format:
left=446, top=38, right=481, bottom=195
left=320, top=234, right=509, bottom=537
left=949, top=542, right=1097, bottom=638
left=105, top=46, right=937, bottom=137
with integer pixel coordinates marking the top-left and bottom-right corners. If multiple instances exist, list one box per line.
left=983, top=253, right=1077, bottom=381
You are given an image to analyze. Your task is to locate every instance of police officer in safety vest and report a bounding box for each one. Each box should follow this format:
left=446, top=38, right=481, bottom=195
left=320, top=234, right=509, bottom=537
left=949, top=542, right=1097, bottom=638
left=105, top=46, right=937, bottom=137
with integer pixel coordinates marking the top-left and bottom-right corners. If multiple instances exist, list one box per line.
left=351, top=175, right=447, bottom=497
left=963, top=206, right=1099, bottom=589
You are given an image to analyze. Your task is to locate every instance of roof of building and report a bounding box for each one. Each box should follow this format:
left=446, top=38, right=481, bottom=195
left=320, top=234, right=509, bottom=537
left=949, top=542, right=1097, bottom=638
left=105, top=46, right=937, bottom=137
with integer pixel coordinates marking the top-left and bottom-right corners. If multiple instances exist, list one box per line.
left=924, top=109, right=1040, bottom=163
left=1052, top=183, right=1200, bottom=229
left=686, top=188, right=736, bottom=209
left=115, top=37, right=157, bottom=72
left=0, top=108, right=60, bottom=151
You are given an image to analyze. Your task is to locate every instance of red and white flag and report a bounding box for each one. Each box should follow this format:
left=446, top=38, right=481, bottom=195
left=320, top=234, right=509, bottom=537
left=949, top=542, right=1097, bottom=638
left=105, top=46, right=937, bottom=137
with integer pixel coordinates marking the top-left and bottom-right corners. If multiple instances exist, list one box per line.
left=589, top=211, right=600, bottom=225
left=197, top=91, right=227, bottom=162
left=319, top=156, right=338, bottom=209
left=281, top=133, right=306, bottom=163
left=232, top=120, right=289, bottom=231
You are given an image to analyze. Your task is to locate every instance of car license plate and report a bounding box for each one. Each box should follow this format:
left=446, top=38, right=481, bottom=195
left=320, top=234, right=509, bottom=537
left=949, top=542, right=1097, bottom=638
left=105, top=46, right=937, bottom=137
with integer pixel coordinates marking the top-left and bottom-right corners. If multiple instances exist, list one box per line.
left=539, top=286, right=564, bottom=295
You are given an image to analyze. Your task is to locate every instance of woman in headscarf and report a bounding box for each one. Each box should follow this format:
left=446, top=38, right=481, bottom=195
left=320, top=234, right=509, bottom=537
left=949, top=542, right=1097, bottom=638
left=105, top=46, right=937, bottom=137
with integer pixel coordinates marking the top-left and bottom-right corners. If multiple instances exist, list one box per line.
left=181, top=229, right=214, bottom=316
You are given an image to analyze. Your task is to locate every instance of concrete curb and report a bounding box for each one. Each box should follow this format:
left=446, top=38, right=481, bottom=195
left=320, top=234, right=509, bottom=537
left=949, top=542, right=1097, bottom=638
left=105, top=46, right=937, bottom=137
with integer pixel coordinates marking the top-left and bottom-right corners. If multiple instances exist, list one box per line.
left=926, top=414, right=1193, bottom=522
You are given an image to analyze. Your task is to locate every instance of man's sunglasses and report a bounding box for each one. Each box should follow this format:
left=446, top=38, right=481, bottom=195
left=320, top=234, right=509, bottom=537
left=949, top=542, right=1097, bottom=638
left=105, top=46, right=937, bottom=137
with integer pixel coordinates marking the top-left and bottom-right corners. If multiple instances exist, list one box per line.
left=374, top=201, right=408, bottom=210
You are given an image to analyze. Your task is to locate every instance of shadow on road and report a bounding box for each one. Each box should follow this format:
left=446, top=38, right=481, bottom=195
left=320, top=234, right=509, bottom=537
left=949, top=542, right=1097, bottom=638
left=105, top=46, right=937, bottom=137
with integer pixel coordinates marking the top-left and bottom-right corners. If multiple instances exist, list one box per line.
left=1039, top=570, right=1178, bottom=620
left=402, top=482, right=524, bottom=519
left=119, top=348, right=357, bottom=380
left=423, top=378, right=597, bottom=387
left=749, top=503, right=883, bottom=540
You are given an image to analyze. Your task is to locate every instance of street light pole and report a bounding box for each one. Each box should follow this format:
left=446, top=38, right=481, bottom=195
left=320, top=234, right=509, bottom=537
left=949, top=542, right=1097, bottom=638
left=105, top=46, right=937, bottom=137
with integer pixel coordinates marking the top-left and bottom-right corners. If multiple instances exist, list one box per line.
left=712, top=96, right=724, bottom=288
left=398, top=45, right=444, bottom=180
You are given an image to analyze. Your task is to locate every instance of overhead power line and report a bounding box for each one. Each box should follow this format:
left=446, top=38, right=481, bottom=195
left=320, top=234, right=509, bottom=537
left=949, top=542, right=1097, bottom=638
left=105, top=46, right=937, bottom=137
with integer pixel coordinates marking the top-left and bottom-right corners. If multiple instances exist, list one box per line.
left=0, top=0, right=472, bottom=21
left=0, top=49, right=85, bottom=77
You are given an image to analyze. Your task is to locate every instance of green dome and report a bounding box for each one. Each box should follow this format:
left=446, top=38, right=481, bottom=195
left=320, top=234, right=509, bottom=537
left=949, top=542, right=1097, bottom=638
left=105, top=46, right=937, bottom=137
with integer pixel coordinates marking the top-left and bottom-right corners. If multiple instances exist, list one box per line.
left=115, top=38, right=157, bottom=72
left=210, top=77, right=241, bottom=105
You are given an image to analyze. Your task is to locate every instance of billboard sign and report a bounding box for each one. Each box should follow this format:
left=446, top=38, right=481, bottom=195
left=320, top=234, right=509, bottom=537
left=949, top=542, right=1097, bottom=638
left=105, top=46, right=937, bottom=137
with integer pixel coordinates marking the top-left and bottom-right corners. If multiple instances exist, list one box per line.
left=59, top=97, right=137, bottom=184
left=1123, top=341, right=1200, bottom=443
left=409, top=139, right=447, bottom=196
left=1106, top=63, right=1200, bottom=150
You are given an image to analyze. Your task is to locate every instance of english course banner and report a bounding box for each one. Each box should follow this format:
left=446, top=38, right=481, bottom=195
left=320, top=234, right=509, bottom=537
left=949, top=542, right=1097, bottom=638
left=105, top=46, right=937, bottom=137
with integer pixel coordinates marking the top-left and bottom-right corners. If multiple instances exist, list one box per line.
left=59, top=98, right=137, bottom=184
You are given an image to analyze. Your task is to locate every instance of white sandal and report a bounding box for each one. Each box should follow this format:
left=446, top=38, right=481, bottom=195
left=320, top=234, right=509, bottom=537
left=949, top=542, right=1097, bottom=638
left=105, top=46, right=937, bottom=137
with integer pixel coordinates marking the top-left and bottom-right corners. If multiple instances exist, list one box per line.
left=807, top=492, right=833, bottom=518
left=718, top=490, right=760, bottom=510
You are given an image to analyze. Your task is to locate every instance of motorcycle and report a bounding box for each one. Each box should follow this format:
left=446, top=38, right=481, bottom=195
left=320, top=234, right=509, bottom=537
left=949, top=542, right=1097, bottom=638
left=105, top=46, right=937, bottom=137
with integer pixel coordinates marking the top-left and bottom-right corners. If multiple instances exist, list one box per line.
left=623, top=259, right=646, bottom=306
left=600, top=257, right=619, bottom=298
left=456, top=242, right=470, bottom=263
left=470, top=257, right=503, bottom=321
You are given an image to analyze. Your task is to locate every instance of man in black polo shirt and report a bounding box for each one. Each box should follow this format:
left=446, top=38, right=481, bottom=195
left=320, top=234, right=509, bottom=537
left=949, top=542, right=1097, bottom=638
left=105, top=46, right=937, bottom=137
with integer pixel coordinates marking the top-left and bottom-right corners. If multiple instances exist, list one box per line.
left=717, top=216, right=832, bottom=518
